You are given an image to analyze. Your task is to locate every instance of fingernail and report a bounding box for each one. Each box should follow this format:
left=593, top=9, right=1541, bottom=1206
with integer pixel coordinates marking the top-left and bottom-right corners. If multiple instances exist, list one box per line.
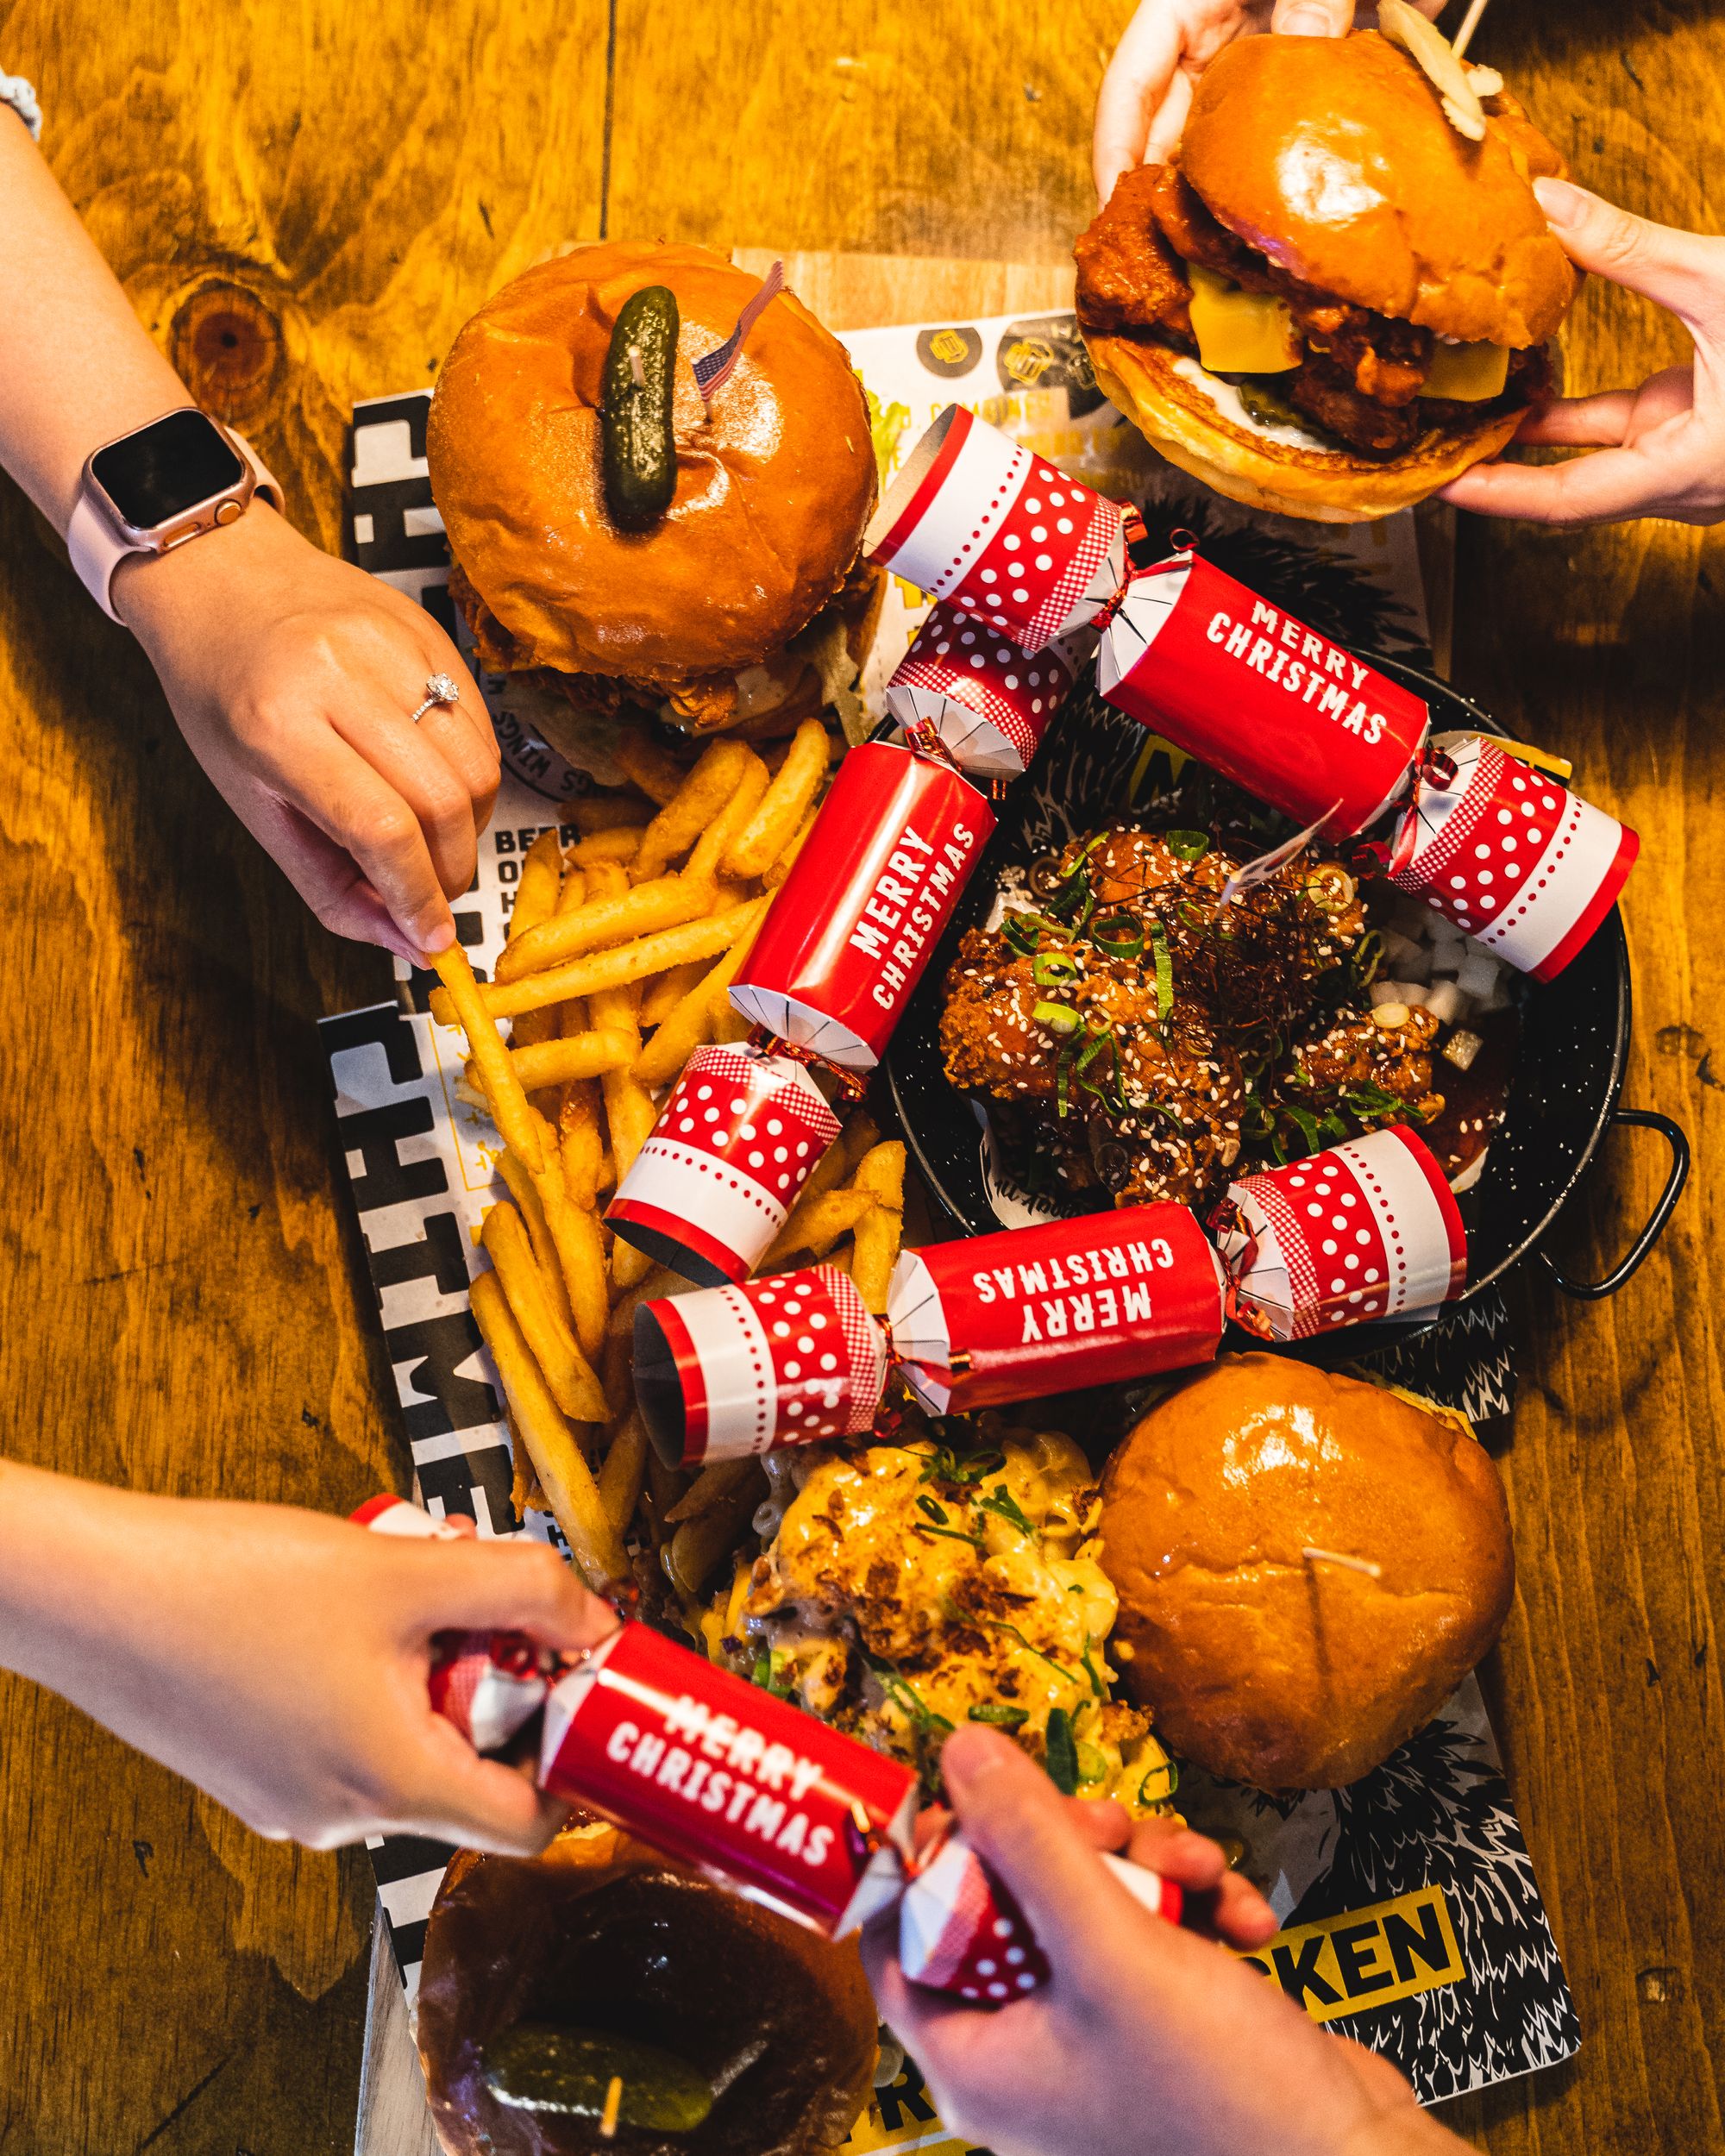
left=1534, top=176, right=1585, bottom=225
left=1279, top=4, right=1335, bottom=33
left=416, top=915, right=456, bottom=956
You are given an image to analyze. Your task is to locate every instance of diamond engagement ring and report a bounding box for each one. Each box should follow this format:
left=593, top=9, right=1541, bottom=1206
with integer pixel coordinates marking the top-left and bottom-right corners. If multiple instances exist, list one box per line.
left=410, top=673, right=462, bottom=723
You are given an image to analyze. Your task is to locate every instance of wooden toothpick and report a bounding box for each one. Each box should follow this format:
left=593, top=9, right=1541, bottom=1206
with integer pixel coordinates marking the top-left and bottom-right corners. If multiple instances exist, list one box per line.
left=1302, top=1545, right=1383, bottom=1580
left=1452, top=0, right=1492, bottom=64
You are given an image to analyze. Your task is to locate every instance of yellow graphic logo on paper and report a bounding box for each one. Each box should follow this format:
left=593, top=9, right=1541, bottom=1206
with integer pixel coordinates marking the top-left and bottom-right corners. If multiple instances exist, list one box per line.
left=1235, top=1884, right=1466, bottom=2026
left=926, top=329, right=972, bottom=369
left=1000, top=337, right=1057, bottom=388
left=842, top=2059, right=978, bottom=2156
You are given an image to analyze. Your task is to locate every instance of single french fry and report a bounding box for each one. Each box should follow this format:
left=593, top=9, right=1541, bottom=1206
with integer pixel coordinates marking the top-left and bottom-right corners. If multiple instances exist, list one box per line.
left=666, top=1470, right=767, bottom=1598
left=664, top=1457, right=760, bottom=1525
left=469, top=1028, right=635, bottom=1095
left=497, top=876, right=709, bottom=984
left=599, top=1409, right=650, bottom=1537
left=632, top=739, right=751, bottom=883
left=641, top=958, right=709, bottom=1031
left=430, top=946, right=544, bottom=1174
left=630, top=897, right=769, bottom=1087
left=685, top=749, right=770, bottom=886
left=569, top=825, right=643, bottom=867
left=850, top=1204, right=902, bottom=1315
left=712, top=1006, right=751, bottom=1044
left=481, top=1203, right=609, bottom=1422
left=428, top=903, right=762, bottom=1025
left=725, top=718, right=830, bottom=880
left=534, top=1161, right=610, bottom=1364
left=472, top=1270, right=627, bottom=1587
left=558, top=1079, right=606, bottom=1206
left=510, top=829, right=566, bottom=943
left=569, top=790, right=654, bottom=833
left=613, top=726, right=689, bottom=806
left=850, top=1138, right=906, bottom=1210
left=590, top=983, right=655, bottom=1184
left=555, top=864, right=589, bottom=913
left=496, top=1149, right=574, bottom=1332
left=644, top=1448, right=688, bottom=1544
left=612, top=1239, right=656, bottom=1291
left=764, top=807, right=818, bottom=888
left=762, top=1187, right=873, bottom=1269
left=762, top=1131, right=865, bottom=1267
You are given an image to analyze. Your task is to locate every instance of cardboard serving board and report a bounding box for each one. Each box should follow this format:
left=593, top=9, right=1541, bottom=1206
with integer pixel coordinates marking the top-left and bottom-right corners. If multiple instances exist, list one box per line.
left=336, top=287, right=1578, bottom=2153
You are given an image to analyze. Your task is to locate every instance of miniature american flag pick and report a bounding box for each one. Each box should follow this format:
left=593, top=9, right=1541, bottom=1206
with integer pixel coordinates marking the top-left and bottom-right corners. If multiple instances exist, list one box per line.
left=692, top=259, right=785, bottom=406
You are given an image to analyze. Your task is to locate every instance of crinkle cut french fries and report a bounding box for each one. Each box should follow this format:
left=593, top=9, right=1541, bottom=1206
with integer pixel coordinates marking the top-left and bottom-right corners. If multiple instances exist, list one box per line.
left=425, top=735, right=901, bottom=1613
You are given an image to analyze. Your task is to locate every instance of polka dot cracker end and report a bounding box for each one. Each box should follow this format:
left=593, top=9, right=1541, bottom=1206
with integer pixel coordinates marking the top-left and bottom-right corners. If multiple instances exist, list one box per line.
left=866, top=404, right=1126, bottom=655
left=1220, top=1125, right=1466, bottom=1343
left=1390, top=736, right=1639, bottom=983
left=607, top=1044, right=843, bottom=1288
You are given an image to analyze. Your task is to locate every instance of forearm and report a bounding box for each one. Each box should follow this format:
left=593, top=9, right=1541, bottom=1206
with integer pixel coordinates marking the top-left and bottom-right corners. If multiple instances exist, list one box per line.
left=0, top=1461, right=185, bottom=1712
left=0, top=116, right=192, bottom=531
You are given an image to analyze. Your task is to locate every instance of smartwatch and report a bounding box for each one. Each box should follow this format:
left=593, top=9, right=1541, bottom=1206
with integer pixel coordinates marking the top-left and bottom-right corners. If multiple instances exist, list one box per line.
left=66, top=408, right=285, bottom=623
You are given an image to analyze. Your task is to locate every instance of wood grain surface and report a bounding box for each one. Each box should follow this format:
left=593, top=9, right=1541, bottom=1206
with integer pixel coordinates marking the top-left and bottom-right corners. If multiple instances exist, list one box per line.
left=0, top=3, right=1717, bottom=2153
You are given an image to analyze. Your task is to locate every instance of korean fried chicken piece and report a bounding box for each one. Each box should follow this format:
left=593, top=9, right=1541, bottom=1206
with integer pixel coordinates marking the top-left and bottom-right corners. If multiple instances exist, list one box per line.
left=1276, top=1003, right=1446, bottom=1129
left=1074, top=165, right=1194, bottom=345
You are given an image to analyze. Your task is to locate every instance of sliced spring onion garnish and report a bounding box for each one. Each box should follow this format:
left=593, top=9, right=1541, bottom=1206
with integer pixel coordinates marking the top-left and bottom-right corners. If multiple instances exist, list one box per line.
left=1032, top=1000, right=1081, bottom=1037
left=1090, top=912, right=1144, bottom=961
left=1150, top=924, right=1175, bottom=1019
left=1164, top=829, right=1210, bottom=862
left=1032, top=951, right=1081, bottom=986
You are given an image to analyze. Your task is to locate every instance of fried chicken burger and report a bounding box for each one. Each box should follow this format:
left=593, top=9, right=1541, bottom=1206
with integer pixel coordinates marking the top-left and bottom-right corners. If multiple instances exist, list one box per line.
left=427, top=242, right=882, bottom=745
left=1076, top=30, right=1579, bottom=521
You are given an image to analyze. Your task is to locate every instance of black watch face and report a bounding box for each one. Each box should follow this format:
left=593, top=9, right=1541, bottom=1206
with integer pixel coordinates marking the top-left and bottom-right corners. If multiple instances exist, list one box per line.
left=91, top=410, right=246, bottom=530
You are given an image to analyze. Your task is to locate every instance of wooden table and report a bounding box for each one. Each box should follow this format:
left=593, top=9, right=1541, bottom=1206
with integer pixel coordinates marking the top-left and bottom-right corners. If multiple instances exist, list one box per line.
left=0, top=3, right=1718, bottom=2151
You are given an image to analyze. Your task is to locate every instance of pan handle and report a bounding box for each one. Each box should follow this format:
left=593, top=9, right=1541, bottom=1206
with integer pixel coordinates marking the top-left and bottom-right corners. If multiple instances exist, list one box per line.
left=1537, top=1108, right=1690, bottom=1301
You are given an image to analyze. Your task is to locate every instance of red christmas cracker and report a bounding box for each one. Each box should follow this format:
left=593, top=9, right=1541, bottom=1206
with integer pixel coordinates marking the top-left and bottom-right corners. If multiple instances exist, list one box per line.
left=731, top=739, right=994, bottom=1073
left=352, top=1495, right=556, bottom=1752
left=1095, top=550, right=1430, bottom=838
left=885, top=602, right=1092, bottom=779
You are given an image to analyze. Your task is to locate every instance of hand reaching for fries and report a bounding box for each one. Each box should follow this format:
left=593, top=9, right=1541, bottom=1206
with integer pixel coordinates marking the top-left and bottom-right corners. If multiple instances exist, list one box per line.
left=0, top=1461, right=611, bottom=1852
left=423, top=715, right=906, bottom=1620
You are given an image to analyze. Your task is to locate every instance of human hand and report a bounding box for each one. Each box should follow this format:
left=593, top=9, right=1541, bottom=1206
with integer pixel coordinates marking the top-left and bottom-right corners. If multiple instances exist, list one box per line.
left=120, top=505, right=499, bottom=961
left=1441, top=179, right=1725, bottom=527
left=2, top=1470, right=610, bottom=1852
left=863, top=1726, right=1461, bottom=2156
left=1094, top=0, right=1444, bottom=199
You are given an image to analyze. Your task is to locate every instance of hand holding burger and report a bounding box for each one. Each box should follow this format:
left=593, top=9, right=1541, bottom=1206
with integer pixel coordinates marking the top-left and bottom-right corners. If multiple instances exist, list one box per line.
left=1440, top=179, right=1725, bottom=526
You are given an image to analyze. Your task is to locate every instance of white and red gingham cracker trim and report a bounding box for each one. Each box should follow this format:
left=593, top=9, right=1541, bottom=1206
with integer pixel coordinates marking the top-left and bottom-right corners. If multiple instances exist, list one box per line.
left=900, top=1833, right=1051, bottom=1999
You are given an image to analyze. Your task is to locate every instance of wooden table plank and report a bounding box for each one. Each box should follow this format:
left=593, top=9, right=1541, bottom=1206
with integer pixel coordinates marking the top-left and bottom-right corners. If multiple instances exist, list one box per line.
left=0, top=2, right=1719, bottom=2151
left=0, top=3, right=610, bottom=2148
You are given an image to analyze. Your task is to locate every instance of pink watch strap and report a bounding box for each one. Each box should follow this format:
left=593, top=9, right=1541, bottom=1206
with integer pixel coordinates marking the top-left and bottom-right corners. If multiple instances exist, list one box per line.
left=66, top=422, right=284, bottom=624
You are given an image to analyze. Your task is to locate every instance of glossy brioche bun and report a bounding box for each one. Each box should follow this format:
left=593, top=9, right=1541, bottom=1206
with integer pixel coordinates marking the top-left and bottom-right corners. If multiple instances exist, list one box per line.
left=1083, top=332, right=1527, bottom=523
left=417, top=1823, right=877, bottom=2156
left=426, top=242, right=876, bottom=693
left=1101, top=1356, right=1514, bottom=1789
left=1178, top=32, right=1576, bottom=348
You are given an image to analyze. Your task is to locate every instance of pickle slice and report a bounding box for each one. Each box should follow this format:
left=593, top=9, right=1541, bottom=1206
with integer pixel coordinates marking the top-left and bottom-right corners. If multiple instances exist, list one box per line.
left=484, top=2023, right=715, bottom=2129
left=602, top=285, right=680, bottom=531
